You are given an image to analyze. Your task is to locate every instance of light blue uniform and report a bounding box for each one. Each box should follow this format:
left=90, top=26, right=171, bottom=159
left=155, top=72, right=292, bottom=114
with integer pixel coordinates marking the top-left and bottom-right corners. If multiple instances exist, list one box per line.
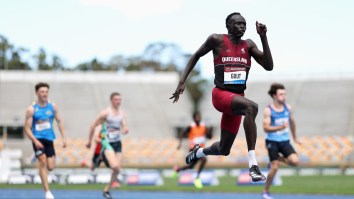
left=32, top=102, right=56, bottom=141
left=266, top=104, right=291, bottom=142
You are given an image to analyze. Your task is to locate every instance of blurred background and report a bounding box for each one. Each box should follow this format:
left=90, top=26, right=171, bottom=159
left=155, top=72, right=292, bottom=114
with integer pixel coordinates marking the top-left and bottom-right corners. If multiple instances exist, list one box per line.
left=0, top=0, right=354, bottom=195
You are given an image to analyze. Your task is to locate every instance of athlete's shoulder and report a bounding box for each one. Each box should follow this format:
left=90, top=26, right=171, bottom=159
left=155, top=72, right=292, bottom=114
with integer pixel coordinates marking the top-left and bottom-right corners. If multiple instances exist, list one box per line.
left=263, top=106, right=272, bottom=114
left=100, top=108, right=110, bottom=117
left=26, top=105, right=35, bottom=112
left=206, top=34, right=224, bottom=43
left=50, top=101, right=57, bottom=108
left=244, top=38, right=256, bottom=47
left=208, top=33, right=223, bottom=39
left=285, top=104, right=292, bottom=111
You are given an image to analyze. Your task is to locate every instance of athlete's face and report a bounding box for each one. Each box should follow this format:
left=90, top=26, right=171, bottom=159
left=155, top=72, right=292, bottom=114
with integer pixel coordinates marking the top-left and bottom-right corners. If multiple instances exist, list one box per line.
left=111, top=95, right=121, bottom=108
left=194, top=114, right=201, bottom=123
left=273, top=89, right=286, bottom=104
left=36, top=87, right=49, bottom=102
left=227, top=15, right=246, bottom=37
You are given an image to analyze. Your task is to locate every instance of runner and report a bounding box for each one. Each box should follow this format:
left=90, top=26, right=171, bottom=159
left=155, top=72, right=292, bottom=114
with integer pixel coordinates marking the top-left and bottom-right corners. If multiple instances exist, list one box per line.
left=262, top=83, right=300, bottom=199
left=24, top=82, right=67, bottom=199
left=86, top=92, right=128, bottom=199
left=171, top=12, right=273, bottom=182
left=174, top=111, right=209, bottom=189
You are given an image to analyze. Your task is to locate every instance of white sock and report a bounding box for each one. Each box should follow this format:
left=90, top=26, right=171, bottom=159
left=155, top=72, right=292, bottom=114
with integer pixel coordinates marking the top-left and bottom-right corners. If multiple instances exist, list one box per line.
left=196, top=148, right=206, bottom=158
left=248, top=150, right=258, bottom=168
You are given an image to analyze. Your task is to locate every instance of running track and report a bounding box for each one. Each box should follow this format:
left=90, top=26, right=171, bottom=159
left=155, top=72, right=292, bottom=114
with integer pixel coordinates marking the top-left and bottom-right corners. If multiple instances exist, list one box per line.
left=1, top=189, right=354, bottom=199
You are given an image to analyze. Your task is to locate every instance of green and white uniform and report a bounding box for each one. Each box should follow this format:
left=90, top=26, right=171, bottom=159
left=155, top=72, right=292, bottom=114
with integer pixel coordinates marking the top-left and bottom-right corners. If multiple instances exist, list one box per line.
left=100, top=109, right=124, bottom=153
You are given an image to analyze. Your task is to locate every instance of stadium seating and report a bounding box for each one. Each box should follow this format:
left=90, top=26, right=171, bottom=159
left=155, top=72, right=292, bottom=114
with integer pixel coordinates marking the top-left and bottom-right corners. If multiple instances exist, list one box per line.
left=52, top=136, right=353, bottom=168
left=1, top=71, right=354, bottom=167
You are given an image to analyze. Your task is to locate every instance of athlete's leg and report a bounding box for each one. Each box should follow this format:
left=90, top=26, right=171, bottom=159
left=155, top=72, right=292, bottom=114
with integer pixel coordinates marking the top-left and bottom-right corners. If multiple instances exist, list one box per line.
left=37, top=154, right=50, bottom=192
left=45, top=140, right=56, bottom=172
left=103, top=150, right=119, bottom=193
left=285, top=153, right=299, bottom=166
left=264, top=160, right=280, bottom=193
left=230, top=95, right=258, bottom=151
left=46, top=157, right=55, bottom=172
left=113, top=152, right=122, bottom=186
left=196, top=157, right=207, bottom=179
left=202, top=129, right=236, bottom=156
left=187, top=126, right=239, bottom=166
left=230, top=95, right=260, bottom=170
left=281, top=142, right=299, bottom=167
left=177, top=160, right=197, bottom=171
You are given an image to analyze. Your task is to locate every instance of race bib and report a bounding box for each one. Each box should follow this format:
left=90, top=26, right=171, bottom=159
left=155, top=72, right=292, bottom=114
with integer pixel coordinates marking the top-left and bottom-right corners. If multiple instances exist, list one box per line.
left=35, top=121, right=51, bottom=131
left=275, top=128, right=289, bottom=135
left=107, top=130, right=121, bottom=140
left=224, top=66, right=246, bottom=84
left=274, top=118, right=289, bottom=135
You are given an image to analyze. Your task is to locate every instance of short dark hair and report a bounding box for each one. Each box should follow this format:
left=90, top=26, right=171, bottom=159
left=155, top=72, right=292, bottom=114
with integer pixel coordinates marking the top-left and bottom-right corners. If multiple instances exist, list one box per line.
left=226, top=12, right=241, bottom=27
left=110, top=92, right=121, bottom=100
left=35, top=82, right=50, bottom=92
left=193, top=111, right=200, bottom=119
left=268, top=83, right=285, bottom=97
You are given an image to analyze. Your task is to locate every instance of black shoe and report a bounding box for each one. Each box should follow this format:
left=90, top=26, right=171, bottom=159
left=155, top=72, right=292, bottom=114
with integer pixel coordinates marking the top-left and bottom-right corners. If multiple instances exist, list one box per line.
left=103, top=191, right=113, bottom=199
left=249, top=165, right=266, bottom=182
left=185, top=144, right=200, bottom=164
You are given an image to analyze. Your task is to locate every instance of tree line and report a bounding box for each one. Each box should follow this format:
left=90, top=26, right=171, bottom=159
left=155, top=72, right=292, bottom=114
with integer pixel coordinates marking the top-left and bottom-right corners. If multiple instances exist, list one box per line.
left=0, top=34, right=208, bottom=110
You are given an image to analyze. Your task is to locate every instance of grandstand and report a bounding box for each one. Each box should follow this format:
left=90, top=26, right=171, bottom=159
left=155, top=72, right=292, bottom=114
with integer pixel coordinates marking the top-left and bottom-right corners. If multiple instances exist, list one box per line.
left=0, top=71, right=193, bottom=159
left=0, top=71, right=354, bottom=168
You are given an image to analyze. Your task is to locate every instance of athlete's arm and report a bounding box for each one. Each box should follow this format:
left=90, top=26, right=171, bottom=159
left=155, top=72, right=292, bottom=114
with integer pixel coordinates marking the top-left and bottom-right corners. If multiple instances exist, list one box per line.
left=94, top=125, right=102, bottom=143
left=170, top=34, right=221, bottom=103
left=288, top=105, right=301, bottom=144
left=24, top=106, right=43, bottom=149
left=121, top=111, right=129, bottom=134
left=53, top=103, right=67, bottom=148
left=263, top=107, right=288, bottom=133
left=87, top=110, right=108, bottom=148
left=247, top=21, right=273, bottom=71
left=177, top=126, right=191, bottom=150
left=206, top=126, right=213, bottom=139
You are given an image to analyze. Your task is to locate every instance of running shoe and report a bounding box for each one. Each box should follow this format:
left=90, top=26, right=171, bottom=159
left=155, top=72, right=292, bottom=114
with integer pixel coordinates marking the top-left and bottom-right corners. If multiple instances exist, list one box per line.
left=194, top=178, right=203, bottom=189
left=262, top=191, right=273, bottom=199
left=45, top=191, right=54, bottom=199
left=185, top=144, right=200, bottom=164
left=249, top=165, right=266, bottom=182
left=103, top=191, right=113, bottom=199
left=172, top=166, right=179, bottom=178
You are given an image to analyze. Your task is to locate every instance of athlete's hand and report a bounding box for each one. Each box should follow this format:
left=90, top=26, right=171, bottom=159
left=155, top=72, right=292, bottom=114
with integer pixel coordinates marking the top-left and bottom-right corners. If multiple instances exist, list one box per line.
left=256, top=21, right=267, bottom=37
left=170, top=81, right=185, bottom=103
left=122, top=128, right=129, bottom=135
left=294, top=138, right=302, bottom=145
left=86, top=142, right=91, bottom=149
left=62, top=138, right=67, bottom=148
left=282, top=121, right=290, bottom=129
left=34, top=140, right=44, bottom=149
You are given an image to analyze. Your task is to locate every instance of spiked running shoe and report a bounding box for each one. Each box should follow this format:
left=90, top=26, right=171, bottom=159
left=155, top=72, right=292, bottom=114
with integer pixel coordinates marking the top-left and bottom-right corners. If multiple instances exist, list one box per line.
left=103, top=191, right=113, bottom=199
left=194, top=178, right=203, bottom=189
left=249, top=165, right=266, bottom=182
left=262, top=191, right=273, bottom=199
left=171, top=166, right=179, bottom=178
left=185, top=144, right=200, bottom=164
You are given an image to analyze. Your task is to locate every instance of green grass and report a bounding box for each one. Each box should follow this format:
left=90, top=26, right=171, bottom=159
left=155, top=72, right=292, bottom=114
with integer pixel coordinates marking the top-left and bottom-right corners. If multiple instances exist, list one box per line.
left=1, top=175, right=353, bottom=195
